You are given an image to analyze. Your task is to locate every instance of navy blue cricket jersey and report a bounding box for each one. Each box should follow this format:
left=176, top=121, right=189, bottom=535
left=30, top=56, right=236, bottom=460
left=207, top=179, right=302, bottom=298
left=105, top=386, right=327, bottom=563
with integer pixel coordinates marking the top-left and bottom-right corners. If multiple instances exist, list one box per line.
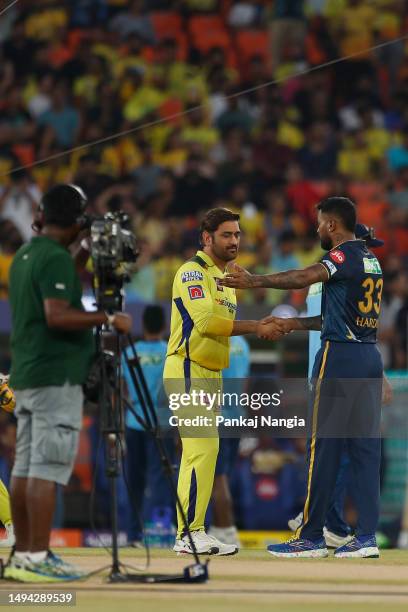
left=319, top=240, right=383, bottom=343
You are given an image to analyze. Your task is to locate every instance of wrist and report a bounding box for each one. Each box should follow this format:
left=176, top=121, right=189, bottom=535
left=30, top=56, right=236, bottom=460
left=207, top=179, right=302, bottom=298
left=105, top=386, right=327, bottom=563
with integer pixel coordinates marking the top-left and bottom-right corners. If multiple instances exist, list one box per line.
left=252, top=274, right=264, bottom=288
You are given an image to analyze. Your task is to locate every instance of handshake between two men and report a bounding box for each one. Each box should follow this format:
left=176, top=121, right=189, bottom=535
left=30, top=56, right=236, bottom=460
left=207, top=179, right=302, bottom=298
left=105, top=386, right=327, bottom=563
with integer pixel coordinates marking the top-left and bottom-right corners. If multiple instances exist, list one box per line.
left=221, top=263, right=311, bottom=342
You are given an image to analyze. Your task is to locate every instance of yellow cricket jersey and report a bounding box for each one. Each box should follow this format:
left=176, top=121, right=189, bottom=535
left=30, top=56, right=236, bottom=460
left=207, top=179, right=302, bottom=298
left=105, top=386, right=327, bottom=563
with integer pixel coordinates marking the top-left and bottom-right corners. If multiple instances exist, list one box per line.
left=166, top=250, right=237, bottom=371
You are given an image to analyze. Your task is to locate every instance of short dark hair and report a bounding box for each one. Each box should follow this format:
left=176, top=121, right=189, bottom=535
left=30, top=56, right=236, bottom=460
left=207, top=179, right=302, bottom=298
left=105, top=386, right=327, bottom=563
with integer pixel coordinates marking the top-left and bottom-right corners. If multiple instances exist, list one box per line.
left=142, top=305, right=165, bottom=335
left=199, top=207, right=240, bottom=245
left=316, top=196, right=356, bottom=232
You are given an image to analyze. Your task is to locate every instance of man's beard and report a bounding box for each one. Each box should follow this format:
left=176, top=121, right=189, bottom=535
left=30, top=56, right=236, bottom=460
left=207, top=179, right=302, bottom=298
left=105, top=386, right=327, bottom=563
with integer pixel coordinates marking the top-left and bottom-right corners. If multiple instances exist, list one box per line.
left=212, top=244, right=238, bottom=262
left=320, top=237, right=332, bottom=251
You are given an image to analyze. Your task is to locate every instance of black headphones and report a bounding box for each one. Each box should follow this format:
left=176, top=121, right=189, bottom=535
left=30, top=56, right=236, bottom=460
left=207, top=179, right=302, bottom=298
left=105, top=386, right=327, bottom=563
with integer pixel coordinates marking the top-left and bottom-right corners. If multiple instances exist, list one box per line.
left=32, top=184, right=89, bottom=233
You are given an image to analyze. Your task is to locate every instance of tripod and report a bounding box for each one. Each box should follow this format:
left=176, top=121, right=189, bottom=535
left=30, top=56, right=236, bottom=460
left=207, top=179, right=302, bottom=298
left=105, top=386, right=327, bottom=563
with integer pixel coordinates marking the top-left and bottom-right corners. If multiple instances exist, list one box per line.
left=95, top=325, right=209, bottom=584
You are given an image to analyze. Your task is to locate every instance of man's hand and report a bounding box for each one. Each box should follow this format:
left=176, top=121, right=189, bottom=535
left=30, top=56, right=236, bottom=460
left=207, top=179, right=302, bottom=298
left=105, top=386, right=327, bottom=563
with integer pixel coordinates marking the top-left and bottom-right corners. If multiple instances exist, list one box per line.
left=256, top=316, right=287, bottom=340
left=261, top=316, right=299, bottom=335
left=220, top=263, right=256, bottom=289
left=111, top=312, right=132, bottom=334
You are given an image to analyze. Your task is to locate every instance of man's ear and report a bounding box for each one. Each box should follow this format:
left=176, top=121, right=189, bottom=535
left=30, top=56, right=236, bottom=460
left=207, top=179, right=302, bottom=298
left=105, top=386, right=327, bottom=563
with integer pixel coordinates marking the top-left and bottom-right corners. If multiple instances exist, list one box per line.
left=328, top=218, right=336, bottom=233
left=202, top=230, right=211, bottom=246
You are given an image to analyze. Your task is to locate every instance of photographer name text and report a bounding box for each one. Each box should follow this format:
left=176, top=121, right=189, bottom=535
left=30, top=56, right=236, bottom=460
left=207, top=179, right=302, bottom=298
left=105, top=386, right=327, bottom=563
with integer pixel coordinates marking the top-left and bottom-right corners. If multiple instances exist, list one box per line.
left=169, top=415, right=305, bottom=429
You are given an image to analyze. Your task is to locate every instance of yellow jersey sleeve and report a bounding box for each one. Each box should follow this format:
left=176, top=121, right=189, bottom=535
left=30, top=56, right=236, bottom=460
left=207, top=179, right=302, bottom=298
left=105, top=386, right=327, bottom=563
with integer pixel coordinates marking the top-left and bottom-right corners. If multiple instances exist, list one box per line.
left=174, top=266, right=233, bottom=337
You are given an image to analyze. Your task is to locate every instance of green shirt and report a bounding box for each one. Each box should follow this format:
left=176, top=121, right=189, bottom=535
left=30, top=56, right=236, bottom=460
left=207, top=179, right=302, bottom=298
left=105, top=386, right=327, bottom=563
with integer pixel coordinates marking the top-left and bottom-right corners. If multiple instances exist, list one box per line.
left=9, top=236, right=95, bottom=389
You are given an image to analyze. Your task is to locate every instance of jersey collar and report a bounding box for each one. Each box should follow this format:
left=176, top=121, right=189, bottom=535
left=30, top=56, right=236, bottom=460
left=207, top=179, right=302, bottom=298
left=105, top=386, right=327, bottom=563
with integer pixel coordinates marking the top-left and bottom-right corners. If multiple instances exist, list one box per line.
left=196, top=250, right=216, bottom=268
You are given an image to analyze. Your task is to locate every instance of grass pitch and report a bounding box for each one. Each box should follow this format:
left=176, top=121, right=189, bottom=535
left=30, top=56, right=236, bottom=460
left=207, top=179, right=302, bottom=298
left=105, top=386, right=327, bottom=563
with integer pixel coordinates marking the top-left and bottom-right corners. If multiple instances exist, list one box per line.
left=1, top=548, right=408, bottom=611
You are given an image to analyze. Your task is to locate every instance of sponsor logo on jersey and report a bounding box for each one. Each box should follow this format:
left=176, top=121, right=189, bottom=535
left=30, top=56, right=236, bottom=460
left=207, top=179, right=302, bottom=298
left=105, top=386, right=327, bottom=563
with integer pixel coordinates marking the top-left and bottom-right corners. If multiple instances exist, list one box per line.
left=55, top=283, right=66, bottom=290
left=325, top=261, right=338, bottom=276
left=181, top=270, right=204, bottom=282
left=215, top=297, right=237, bottom=314
left=214, top=277, right=224, bottom=292
left=329, top=250, right=345, bottom=264
left=363, top=257, right=382, bottom=275
left=188, top=285, right=205, bottom=300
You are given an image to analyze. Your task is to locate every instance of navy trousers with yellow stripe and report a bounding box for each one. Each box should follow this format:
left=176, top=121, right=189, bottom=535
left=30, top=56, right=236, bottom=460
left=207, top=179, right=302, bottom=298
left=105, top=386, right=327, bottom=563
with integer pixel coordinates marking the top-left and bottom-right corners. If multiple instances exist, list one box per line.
left=298, top=341, right=383, bottom=541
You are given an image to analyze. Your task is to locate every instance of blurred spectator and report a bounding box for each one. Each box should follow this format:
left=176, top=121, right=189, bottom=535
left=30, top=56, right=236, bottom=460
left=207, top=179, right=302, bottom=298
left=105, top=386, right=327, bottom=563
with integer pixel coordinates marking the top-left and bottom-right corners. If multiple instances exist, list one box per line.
left=110, top=0, right=156, bottom=43
left=70, top=0, right=109, bottom=28
left=73, top=154, right=114, bottom=210
left=27, top=72, right=54, bottom=119
left=173, top=153, right=216, bottom=216
left=0, top=220, right=23, bottom=299
left=378, top=270, right=407, bottom=369
left=394, top=277, right=408, bottom=369
left=181, top=105, right=219, bottom=153
left=0, top=170, right=40, bottom=241
left=388, top=166, right=408, bottom=215
left=337, top=129, right=373, bottom=181
left=297, top=121, right=338, bottom=179
left=387, top=128, right=408, bottom=172
left=216, top=86, right=254, bottom=136
left=268, top=0, right=306, bottom=74
left=2, top=18, right=38, bottom=78
left=38, top=83, right=80, bottom=150
left=131, top=142, right=163, bottom=200
left=272, top=230, right=302, bottom=273
left=228, top=1, right=262, bottom=29
left=253, top=122, right=294, bottom=183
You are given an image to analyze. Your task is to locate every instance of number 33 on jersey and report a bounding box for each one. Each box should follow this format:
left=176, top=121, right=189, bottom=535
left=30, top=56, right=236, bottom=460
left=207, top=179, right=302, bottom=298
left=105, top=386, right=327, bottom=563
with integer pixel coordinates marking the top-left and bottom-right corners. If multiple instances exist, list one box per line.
left=319, top=240, right=383, bottom=344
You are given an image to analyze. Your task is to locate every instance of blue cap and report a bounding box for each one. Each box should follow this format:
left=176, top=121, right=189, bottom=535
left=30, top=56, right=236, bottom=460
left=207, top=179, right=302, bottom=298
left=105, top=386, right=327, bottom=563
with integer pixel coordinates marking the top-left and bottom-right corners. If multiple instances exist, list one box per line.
left=355, top=223, right=384, bottom=248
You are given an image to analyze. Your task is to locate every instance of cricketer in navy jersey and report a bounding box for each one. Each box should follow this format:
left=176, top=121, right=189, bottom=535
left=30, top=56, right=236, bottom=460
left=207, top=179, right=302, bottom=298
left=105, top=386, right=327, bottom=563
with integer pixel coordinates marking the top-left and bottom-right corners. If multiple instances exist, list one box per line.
left=221, top=197, right=385, bottom=558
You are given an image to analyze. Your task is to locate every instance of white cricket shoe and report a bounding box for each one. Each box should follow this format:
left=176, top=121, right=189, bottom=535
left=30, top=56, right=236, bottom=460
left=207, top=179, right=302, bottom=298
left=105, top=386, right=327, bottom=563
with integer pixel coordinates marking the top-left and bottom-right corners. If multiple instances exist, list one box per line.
left=288, top=512, right=303, bottom=532
left=323, top=527, right=353, bottom=549
left=0, top=523, right=15, bottom=547
left=208, top=526, right=240, bottom=548
left=173, top=531, right=238, bottom=556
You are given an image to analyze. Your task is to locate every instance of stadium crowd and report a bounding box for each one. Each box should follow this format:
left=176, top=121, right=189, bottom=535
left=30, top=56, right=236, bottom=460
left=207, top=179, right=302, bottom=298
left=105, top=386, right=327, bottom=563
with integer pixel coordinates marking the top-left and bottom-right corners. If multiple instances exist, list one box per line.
left=0, top=0, right=408, bottom=540
left=1, top=1, right=408, bottom=367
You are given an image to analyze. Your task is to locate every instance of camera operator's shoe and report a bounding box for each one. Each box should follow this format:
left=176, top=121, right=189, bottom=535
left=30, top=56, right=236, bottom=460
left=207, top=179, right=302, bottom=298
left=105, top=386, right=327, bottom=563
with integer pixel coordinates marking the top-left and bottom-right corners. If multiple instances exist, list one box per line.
left=334, top=535, right=379, bottom=558
left=0, top=523, right=15, bottom=547
left=267, top=537, right=328, bottom=558
left=5, top=550, right=86, bottom=583
left=3, top=549, right=35, bottom=582
left=46, top=550, right=87, bottom=578
left=173, top=531, right=238, bottom=556
left=323, top=527, right=353, bottom=549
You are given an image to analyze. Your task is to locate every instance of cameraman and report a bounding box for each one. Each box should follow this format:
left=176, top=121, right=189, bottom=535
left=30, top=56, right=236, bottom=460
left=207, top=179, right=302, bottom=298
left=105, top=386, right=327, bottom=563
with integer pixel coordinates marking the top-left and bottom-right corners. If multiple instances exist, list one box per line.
left=5, top=184, right=131, bottom=583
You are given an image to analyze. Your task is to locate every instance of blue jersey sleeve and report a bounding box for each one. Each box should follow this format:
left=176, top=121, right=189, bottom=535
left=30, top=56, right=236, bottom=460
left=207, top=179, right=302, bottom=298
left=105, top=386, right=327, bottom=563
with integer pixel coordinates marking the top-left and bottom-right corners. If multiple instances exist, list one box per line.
left=320, top=247, right=351, bottom=281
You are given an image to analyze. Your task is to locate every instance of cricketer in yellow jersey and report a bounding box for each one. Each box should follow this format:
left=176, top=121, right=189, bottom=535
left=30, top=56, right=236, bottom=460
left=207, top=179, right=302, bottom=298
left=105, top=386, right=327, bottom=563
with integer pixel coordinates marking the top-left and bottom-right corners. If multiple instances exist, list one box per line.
left=0, top=373, right=16, bottom=547
left=164, top=208, right=285, bottom=556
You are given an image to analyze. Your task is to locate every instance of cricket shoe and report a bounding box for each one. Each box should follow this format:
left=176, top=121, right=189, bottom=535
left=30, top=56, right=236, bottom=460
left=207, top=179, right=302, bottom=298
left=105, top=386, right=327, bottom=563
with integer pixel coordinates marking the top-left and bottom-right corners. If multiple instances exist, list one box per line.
left=4, top=551, right=85, bottom=582
left=46, top=550, right=87, bottom=578
left=334, top=535, right=379, bottom=558
left=0, top=523, right=15, bottom=547
left=323, top=527, right=353, bottom=549
left=173, top=531, right=238, bottom=556
left=267, top=538, right=328, bottom=558
left=288, top=512, right=303, bottom=532
left=208, top=526, right=240, bottom=548
left=3, top=550, right=36, bottom=583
